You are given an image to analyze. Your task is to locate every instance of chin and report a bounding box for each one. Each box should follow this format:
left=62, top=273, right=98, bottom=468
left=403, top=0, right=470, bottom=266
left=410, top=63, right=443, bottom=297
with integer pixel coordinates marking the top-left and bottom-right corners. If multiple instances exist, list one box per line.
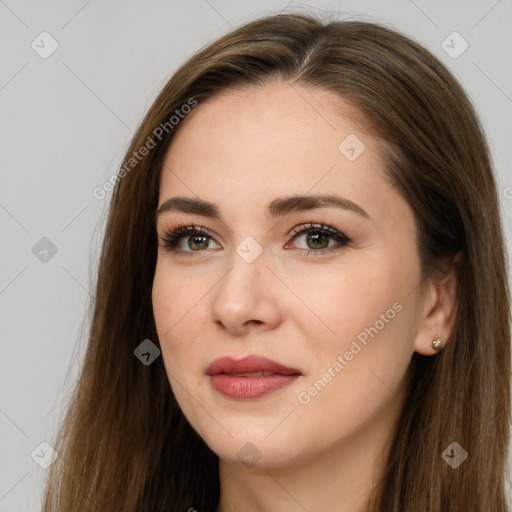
left=200, top=429, right=304, bottom=470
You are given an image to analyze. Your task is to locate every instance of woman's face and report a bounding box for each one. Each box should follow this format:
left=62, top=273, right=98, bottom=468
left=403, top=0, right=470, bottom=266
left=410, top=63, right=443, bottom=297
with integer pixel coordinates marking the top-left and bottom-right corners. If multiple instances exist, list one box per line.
left=152, top=82, right=427, bottom=469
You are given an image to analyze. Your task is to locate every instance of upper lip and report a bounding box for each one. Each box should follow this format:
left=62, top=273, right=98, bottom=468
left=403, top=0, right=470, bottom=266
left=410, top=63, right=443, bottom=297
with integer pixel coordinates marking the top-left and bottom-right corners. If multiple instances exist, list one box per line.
left=206, top=355, right=302, bottom=376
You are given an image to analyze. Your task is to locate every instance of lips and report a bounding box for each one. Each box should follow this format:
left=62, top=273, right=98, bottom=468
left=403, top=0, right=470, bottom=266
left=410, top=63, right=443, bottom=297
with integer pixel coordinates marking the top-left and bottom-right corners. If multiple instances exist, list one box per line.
left=206, top=355, right=302, bottom=377
left=206, top=355, right=303, bottom=399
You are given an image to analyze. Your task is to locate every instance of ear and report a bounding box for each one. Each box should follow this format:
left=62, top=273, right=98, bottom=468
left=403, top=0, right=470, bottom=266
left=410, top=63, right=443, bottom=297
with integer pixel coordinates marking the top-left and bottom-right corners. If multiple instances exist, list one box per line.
left=413, top=253, right=460, bottom=356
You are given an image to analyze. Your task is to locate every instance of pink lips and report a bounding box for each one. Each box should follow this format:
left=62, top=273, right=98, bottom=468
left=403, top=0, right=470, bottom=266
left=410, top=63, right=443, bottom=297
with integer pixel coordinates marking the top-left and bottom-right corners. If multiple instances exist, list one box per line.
left=206, top=355, right=302, bottom=400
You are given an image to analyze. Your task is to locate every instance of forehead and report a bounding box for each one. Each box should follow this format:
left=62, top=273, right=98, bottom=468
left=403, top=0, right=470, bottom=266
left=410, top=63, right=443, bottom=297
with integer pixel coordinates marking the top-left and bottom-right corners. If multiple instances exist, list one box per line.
left=158, top=82, right=404, bottom=224
left=164, top=82, right=367, bottom=167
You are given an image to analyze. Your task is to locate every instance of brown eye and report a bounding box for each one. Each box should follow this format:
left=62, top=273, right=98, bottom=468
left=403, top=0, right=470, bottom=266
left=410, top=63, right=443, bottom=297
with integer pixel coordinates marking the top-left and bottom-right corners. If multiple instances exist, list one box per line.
left=287, top=223, right=351, bottom=255
left=159, top=224, right=220, bottom=253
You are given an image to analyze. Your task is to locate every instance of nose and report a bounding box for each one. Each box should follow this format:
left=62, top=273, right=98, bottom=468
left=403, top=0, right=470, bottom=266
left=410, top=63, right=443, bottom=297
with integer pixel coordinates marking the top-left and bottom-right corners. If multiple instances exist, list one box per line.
left=210, top=246, right=282, bottom=335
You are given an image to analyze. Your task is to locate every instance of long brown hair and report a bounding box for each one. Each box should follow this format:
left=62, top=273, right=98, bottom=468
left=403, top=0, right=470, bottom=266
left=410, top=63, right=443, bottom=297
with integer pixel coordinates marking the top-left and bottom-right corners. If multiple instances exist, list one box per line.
left=42, top=12, right=511, bottom=511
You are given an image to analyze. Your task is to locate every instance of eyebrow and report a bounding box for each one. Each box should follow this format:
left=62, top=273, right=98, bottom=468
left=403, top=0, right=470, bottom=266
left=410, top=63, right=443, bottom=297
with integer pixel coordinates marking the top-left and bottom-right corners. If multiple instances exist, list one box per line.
left=155, top=194, right=370, bottom=222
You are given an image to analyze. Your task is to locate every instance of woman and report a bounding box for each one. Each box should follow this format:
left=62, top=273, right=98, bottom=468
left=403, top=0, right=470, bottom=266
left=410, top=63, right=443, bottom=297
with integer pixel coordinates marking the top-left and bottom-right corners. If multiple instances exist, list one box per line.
left=42, top=12, right=511, bottom=512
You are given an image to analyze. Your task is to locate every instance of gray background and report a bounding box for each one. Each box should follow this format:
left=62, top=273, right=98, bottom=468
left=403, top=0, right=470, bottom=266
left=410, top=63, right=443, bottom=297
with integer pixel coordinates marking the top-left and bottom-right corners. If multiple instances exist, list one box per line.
left=1, top=0, right=511, bottom=510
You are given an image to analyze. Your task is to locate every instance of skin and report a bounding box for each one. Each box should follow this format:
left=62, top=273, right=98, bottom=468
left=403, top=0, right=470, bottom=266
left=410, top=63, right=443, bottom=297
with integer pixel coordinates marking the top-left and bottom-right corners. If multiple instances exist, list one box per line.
left=152, top=81, right=458, bottom=512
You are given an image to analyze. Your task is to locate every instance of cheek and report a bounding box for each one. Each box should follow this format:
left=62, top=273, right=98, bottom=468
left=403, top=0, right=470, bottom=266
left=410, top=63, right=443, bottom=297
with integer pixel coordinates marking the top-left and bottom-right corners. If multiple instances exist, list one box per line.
left=152, top=261, right=205, bottom=333
left=304, top=255, right=416, bottom=390
left=152, top=264, right=201, bottom=367
left=303, top=257, right=397, bottom=345
left=151, top=260, right=221, bottom=393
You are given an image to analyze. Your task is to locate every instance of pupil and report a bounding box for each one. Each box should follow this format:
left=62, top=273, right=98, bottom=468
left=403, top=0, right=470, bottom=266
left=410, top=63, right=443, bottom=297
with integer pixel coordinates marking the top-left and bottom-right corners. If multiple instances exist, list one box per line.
left=190, top=236, right=208, bottom=250
left=307, top=232, right=328, bottom=249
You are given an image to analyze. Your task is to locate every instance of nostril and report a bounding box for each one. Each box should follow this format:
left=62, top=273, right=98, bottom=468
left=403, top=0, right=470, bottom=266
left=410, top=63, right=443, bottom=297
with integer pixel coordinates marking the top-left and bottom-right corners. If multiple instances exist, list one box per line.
left=244, top=320, right=263, bottom=327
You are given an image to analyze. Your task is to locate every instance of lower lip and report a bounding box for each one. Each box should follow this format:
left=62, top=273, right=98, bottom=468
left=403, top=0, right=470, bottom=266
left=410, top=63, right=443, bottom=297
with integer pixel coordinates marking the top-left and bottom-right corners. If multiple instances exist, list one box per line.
left=210, top=374, right=300, bottom=399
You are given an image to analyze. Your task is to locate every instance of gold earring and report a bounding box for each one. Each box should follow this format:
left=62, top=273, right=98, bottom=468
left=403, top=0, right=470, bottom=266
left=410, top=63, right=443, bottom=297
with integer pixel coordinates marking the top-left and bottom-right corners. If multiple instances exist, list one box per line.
left=432, top=335, right=444, bottom=351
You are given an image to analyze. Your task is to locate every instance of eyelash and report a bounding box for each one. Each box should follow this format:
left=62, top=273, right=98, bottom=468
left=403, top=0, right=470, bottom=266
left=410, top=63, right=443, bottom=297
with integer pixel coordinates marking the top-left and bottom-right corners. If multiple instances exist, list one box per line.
left=159, top=221, right=352, bottom=257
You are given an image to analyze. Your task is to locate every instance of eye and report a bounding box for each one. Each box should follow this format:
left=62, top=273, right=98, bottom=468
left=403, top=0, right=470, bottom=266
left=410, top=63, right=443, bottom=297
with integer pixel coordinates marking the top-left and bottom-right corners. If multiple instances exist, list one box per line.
left=285, top=222, right=351, bottom=256
left=158, top=221, right=351, bottom=256
left=159, top=223, right=220, bottom=254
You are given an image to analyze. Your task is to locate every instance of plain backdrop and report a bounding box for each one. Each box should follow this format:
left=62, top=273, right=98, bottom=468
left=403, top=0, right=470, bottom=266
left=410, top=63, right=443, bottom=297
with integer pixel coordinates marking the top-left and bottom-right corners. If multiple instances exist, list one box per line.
left=1, top=1, right=511, bottom=510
